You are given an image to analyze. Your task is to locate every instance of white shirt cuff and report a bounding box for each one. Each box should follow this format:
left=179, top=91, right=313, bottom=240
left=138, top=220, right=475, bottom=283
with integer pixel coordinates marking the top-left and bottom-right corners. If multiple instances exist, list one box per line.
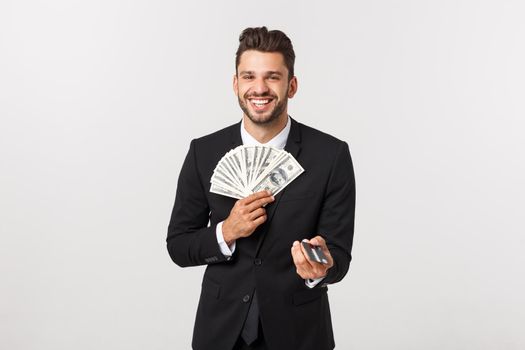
left=216, top=221, right=236, bottom=257
left=305, top=277, right=325, bottom=289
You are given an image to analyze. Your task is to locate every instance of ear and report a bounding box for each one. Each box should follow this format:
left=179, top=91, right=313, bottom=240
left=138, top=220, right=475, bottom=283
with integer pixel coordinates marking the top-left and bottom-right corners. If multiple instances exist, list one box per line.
left=287, top=76, right=298, bottom=98
left=233, top=74, right=238, bottom=96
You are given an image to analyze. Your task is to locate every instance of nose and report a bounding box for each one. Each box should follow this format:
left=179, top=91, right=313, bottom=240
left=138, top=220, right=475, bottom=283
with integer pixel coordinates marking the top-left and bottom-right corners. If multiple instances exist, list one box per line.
left=250, top=77, right=270, bottom=95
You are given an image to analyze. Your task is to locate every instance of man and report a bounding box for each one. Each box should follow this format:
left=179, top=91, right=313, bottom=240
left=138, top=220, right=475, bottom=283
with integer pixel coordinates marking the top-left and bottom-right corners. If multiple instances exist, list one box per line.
left=167, top=27, right=355, bottom=350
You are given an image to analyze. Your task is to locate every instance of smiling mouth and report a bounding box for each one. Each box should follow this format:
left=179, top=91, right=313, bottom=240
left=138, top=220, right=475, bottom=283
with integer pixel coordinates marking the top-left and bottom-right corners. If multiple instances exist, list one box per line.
left=248, top=98, right=274, bottom=111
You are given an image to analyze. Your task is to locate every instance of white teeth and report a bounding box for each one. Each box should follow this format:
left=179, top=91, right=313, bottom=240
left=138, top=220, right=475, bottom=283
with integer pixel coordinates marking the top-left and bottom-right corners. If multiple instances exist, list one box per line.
left=251, top=99, right=270, bottom=106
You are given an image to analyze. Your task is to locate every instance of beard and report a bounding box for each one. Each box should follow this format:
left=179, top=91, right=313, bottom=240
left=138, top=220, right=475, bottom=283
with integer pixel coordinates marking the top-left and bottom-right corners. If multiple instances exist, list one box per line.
left=237, top=89, right=288, bottom=125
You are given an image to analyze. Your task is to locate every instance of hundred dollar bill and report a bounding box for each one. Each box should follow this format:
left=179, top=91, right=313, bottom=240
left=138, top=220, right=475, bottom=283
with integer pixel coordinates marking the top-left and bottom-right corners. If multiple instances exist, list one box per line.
left=250, top=154, right=304, bottom=196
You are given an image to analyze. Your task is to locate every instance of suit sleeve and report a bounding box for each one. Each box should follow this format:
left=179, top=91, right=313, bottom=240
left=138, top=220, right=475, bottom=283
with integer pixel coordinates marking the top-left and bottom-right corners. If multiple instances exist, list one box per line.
left=166, top=139, right=231, bottom=267
left=318, top=141, right=356, bottom=285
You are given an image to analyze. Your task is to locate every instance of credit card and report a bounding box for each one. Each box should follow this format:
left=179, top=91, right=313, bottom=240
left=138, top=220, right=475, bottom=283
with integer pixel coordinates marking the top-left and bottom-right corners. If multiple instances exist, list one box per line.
left=301, top=241, right=329, bottom=265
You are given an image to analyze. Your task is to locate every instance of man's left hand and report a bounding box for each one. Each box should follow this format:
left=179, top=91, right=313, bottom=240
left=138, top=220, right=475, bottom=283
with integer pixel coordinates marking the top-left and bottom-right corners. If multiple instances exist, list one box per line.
left=291, top=235, right=334, bottom=280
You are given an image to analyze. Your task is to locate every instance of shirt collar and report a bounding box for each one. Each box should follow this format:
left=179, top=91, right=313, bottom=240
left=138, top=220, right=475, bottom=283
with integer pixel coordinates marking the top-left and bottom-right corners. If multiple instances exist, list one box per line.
left=240, top=116, right=291, bottom=150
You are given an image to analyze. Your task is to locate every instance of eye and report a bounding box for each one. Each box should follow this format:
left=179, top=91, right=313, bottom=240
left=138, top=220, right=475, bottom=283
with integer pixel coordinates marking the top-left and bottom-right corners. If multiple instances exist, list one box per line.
left=242, top=75, right=254, bottom=80
left=269, top=75, right=280, bottom=81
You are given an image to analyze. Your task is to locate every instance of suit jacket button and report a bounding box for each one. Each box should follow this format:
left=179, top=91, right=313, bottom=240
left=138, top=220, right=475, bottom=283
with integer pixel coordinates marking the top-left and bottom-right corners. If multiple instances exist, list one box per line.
left=242, top=294, right=250, bottom=303
left=254, top=258, right=262, bottom=266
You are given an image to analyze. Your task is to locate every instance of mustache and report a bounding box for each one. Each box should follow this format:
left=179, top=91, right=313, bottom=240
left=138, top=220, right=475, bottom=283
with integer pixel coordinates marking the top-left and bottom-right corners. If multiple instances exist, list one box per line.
left=244, top=92, right=277, bottom=99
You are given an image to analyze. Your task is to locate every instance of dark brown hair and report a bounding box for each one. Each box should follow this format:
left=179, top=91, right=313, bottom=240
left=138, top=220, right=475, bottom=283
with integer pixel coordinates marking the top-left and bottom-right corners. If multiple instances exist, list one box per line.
left=235, top=26, right=295, bottom=81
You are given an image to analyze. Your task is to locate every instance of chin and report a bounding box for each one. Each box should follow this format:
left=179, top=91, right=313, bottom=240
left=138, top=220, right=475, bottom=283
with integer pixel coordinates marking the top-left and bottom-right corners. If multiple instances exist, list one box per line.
left=247, top=113, right=280, bottom=125
left=251, top=112, right=273, bottom=122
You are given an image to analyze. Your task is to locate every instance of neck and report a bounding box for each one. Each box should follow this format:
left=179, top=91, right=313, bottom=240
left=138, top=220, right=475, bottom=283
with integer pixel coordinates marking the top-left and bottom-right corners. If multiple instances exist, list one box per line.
left=243, top=113, right=288, bottom=144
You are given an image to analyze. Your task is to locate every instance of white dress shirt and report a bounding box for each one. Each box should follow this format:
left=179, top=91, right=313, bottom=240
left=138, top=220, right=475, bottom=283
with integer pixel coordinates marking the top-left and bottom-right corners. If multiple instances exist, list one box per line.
left=215, top=116, right=323, bottom=288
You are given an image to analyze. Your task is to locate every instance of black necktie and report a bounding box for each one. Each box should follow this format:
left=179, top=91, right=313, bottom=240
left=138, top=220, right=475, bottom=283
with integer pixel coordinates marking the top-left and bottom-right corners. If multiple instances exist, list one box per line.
left=241, top=290, right=259, bottom=345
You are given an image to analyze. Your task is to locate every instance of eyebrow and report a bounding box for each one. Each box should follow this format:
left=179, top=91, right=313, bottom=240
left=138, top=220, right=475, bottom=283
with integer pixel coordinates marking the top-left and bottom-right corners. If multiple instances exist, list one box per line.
left=238, top=70, right=284, bottom=76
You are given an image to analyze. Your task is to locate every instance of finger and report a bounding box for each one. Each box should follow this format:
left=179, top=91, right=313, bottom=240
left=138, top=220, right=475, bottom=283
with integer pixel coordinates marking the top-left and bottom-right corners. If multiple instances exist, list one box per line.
left=248, top=207, right=266, bottom=221
left=245, top=195, right=275, bottom=212
left=242, top=190, right=272, bottom=205
left=290, top=241, right=305, bottom=266
left=251, top=213, right=267, bottom=228
left=293, top=241, right=313, bottom=268
left=309, top=235, right=326, bottom=247
left=291, top=242, right=316, bottom=279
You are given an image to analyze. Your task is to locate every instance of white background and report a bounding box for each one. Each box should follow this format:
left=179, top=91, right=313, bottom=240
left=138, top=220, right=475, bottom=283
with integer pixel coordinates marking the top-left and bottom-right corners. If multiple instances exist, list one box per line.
left=1, top=0, right=524, bottom=349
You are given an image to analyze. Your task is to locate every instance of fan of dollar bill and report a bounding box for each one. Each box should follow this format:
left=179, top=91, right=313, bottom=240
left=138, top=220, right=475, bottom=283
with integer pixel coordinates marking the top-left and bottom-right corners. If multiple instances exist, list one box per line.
left=210, top=145, right=304, bottom=199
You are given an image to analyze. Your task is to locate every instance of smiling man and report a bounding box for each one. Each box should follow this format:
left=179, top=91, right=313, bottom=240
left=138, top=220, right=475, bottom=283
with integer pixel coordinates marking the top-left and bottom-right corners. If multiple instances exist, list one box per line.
left=167, top=27, right=356, bottom=350
left=235, top=50, right=295, bottom=130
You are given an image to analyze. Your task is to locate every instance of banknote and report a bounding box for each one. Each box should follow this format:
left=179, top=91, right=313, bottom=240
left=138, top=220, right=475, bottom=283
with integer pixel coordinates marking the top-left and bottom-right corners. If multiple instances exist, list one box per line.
left=210, top=145, right=304, bottom=199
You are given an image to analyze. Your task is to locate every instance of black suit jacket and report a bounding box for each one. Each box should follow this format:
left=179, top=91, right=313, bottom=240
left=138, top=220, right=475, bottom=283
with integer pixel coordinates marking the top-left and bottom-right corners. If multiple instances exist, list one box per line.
left=167, top=118, right=355, bottom=350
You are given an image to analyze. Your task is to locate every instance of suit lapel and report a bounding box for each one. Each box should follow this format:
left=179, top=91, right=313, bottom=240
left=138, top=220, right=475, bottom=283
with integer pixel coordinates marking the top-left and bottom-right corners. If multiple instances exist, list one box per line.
left=284, top=117, right=302, bottom=159
left=229, top=119, right=243, bottom=148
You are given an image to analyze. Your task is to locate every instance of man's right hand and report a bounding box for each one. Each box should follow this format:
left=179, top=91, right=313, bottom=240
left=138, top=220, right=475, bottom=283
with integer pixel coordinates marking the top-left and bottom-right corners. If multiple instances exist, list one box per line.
left=222, top=190, right=275, bottom=245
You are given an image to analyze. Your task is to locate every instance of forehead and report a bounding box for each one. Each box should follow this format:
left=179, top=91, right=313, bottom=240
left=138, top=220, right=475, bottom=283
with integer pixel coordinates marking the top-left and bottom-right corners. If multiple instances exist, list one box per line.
left=237, top=50, right=288, bottom=74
